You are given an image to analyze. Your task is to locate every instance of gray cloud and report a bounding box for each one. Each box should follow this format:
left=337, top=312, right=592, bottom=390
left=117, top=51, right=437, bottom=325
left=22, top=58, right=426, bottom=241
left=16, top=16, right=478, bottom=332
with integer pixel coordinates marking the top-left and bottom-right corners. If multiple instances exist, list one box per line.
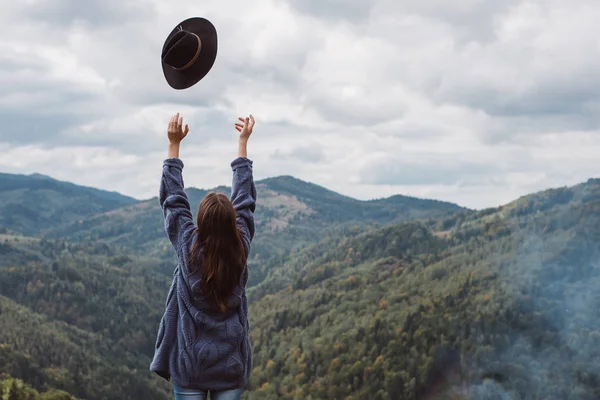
left=360, top=156, right=503, bottom=186
left=11, top=0, right=154, bottom=26
left=482, top=113, right=600, bottom=146
left=284, top=0, right=374, bottom=23
left=303, top=90, right=409, bottom=127
left=0, top=0, right=599, bottom=209
left=434, top=67, right=600, bottom=121
left=0, top=110, right=87, bottom=146
left=270, top=145, right=326, bottom=163
left=373, top=0, right=523, bottom=42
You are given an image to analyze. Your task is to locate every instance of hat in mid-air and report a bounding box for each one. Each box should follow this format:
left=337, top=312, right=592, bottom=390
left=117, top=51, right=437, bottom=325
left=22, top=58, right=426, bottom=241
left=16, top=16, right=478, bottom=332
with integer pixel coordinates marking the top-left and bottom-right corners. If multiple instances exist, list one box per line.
left=161, top=17, right=218, bottom=90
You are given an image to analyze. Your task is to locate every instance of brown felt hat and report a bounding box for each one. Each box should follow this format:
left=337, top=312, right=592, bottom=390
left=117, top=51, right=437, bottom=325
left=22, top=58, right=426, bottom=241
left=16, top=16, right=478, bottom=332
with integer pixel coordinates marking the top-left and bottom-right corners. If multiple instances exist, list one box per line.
left=161, top=17, right=218, bottom=90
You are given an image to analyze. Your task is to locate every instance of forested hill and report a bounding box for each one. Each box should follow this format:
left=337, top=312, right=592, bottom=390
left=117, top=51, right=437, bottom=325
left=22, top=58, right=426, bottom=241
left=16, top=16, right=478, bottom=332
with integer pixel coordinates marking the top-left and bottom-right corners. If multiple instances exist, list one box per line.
left=42, top=176, right=463, bottom=251
left=245, top=178, right=600, bottom=399
left=0, top=172, right=137, bottom=236
left=0, top=175, right=598, bottom=399
left=19, top=173, right=464, bottom=285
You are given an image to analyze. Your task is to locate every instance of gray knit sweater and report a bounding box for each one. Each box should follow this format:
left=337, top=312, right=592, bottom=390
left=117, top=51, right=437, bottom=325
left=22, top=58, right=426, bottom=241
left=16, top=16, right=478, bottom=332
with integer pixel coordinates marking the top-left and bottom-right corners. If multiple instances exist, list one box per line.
left=150, top=156, right=256, bottom=391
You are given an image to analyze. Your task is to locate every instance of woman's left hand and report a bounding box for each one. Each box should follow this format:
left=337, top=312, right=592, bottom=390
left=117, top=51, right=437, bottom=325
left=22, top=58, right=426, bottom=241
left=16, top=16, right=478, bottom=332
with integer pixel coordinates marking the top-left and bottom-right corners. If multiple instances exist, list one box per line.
left=168, top=113, right=189, bottom=144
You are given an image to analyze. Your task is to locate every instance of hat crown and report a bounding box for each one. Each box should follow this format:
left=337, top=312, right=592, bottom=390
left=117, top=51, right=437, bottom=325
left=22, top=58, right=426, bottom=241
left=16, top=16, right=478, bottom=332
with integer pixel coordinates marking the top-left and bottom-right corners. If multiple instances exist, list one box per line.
left=161, top=17, right=218, bottom=90
left=162, top=30, right=201, bottom=70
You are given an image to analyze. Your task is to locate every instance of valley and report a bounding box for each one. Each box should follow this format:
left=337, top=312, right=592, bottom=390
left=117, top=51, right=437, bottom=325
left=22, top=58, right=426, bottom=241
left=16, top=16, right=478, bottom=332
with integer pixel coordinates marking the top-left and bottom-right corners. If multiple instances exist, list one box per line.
left=1, top=172, right=599, bottom=399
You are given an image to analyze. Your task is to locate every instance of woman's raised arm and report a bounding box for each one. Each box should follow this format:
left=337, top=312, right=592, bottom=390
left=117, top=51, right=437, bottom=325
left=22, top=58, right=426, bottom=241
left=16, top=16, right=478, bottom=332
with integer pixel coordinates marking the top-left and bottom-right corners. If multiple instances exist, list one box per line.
left=160, top=113, right=195, bottom=251
left=231, top=115, right=257, bottom=253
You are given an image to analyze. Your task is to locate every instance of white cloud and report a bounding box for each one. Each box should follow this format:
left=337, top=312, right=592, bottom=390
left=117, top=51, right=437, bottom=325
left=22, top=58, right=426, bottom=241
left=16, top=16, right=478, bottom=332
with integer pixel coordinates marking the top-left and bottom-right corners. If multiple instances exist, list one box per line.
left=0, top=0, right=598, bottom=209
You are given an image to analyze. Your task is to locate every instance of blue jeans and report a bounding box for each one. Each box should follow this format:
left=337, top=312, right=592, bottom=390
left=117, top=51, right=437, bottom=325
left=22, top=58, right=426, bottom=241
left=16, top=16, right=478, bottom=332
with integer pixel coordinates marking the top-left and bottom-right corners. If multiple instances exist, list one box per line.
left=173, top=383, right=243, bottom=400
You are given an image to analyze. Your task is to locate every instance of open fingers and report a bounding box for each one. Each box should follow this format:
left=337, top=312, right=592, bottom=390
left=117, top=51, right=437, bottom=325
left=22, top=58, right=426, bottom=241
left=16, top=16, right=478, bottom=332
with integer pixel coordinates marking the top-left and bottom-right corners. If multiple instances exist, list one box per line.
left=236, top=115, right=254, bottom=131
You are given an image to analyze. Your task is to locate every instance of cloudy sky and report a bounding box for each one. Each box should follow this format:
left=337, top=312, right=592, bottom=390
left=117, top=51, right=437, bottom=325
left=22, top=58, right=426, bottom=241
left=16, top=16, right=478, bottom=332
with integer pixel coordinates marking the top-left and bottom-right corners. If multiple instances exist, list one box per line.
left=0, top=0, right=598, bottom=209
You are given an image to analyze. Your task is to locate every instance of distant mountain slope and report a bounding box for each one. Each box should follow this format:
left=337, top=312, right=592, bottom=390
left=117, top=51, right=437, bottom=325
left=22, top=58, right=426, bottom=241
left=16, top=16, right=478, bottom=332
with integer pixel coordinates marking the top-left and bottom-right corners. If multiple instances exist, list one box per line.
left=251, top=176, right=600, bottom=303
left=258, top=175, right=464, bottom=222
left=245, top=178, right=600, bottom=399
left=42, top=175, right=466, bottom=284
left=43, top=176, right=465, bottom=252
left=0, top=172, right=137, bottom=235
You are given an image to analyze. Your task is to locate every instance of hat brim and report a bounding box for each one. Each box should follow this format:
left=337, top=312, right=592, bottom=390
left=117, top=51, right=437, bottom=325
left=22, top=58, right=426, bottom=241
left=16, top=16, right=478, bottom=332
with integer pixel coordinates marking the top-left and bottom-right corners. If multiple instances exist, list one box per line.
left=162, top=17, right=218, bottom=90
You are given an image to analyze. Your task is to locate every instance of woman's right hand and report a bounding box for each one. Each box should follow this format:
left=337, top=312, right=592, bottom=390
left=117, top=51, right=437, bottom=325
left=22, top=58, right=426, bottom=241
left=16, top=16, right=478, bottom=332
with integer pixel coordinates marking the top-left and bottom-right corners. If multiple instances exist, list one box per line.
left=168, top=112, right=189, bottom=144
left=235, top=114, right=255, bottom=142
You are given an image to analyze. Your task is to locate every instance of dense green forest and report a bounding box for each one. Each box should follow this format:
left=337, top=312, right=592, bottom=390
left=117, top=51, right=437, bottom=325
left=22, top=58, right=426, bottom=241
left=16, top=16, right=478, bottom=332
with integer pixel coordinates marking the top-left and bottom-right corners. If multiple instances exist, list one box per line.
left=0, top=372, right=75, bottom=399
left=246, top=180, right=600, bottom=399
left=0, top=173, right=136, bottom=236
left=3, top=172, right=462, bottom=287
left=0, top=173, right=599, bottom=399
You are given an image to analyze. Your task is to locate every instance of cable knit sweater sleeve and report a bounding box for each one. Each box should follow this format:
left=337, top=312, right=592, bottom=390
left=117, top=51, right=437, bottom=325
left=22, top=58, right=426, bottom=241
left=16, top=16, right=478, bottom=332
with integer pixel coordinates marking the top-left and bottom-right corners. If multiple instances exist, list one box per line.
left=159, top=158, right=195, bottom=260
left=230, top=157, right=256, bottom=256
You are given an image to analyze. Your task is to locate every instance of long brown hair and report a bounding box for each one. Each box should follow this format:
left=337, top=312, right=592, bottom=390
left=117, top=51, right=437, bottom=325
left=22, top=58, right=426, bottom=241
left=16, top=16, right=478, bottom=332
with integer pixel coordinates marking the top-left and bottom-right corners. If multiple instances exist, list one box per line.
left=189, top=192, right=247, bottom=313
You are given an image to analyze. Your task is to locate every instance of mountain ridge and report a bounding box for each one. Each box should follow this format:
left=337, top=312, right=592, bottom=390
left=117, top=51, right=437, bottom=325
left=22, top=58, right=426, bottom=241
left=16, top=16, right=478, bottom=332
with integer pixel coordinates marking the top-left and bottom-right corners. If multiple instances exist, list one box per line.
left=3, top=169, right=597, bottom=209
left=0, top=172, right=138, bottom=236
left=0, top=170, right=467, bottom=207
left=0, top=172, right=136, bottom=201
left=13, top=172, right=465, bottom=273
